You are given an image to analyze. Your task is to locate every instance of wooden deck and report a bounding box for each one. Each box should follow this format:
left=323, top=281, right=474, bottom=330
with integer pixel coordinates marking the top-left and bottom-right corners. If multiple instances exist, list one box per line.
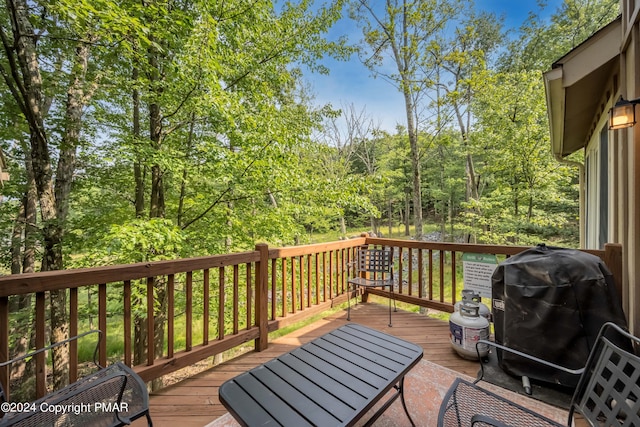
left=135, top=303, right=479, bottom=427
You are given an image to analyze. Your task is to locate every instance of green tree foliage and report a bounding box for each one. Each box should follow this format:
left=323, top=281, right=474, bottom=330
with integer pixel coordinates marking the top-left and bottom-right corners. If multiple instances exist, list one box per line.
left=502, top=0, right=619, bottom=72
left=0, top=0, right=617, bottom=392
left=337, top=0, right=611, bottom=246
left=0, top=0, right=357, bottom=389
left=350, top=0, right=459, bottom=237
left=58, top=0, right=355, bottom=264
left=429, top=5, right=504, bottom=242
left=0, top=0, right=143, bottom=388
left=469, top=70, right=579, bottom=244
left=0, top=0, right=617, bottom=271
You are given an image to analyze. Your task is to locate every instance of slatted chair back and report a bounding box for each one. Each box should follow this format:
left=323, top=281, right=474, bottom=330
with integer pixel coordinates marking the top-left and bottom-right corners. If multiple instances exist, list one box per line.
left=348, top=247, right=396, bottom=326
left=570, top=322, right=640, bottom=427
left=438, top=322, right=640, bottom=427
left=357, top=247, right=394, bottom=275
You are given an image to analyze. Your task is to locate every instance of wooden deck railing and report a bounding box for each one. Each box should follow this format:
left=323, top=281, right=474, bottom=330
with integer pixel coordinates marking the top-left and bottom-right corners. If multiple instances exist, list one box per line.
left=0, top=237, right=622, bottom=400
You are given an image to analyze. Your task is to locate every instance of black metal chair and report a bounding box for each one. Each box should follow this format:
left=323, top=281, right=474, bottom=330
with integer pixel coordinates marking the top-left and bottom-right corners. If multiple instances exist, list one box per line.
left=438, top=322, right=640, bottom=427
left=0, top=330, right=153, bottom=427
left=347, top=246, right=396, bottom=327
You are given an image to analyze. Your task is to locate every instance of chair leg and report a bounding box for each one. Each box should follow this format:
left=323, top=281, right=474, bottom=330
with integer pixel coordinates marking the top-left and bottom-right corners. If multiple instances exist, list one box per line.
left=347, top=284, right=351, bottom=321
left=388, top=286, right=393, bottom=327
left=387, top=286, right=397, bottom=327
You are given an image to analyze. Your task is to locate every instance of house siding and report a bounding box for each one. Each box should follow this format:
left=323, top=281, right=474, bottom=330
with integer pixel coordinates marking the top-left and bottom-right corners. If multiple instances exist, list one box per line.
left=546, top=2, right=640, bottom=335
left=616, top=1, right=640, bottom=334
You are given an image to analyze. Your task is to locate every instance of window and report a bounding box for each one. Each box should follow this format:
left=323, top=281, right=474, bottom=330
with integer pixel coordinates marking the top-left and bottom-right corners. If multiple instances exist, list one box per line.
left=598, top=127, right=609, bottom=248
left=585, top=126, right=609, bottom=249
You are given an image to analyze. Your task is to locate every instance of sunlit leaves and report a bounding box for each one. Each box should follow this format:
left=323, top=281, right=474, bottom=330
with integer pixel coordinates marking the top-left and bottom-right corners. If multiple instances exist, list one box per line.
left=62, top=0, right=355, bottom=261
left=469, top=67, right=579, bottom=244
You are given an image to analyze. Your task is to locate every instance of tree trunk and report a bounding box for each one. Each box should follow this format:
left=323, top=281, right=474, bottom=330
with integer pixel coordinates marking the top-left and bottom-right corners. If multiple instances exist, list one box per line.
left=22, top=155, right=37, bottom=274
left=339, top=216, right=346, bottom=236
left=10, top=200, right=25, bottom=276
left=404, top=192, right=410, bottom=236
left=150, top=164, right=164, bottom=218
left=439, top=146, right=446, bottom=238
left=133, top=307, right=147, bottom=366
left=465, top=153, right=478, bottom=243
left=9, top=143, right=38, bottom=395
left=131, top=61, right=147, bottom=369
left=52, top=39, right=94, bottom=390
left=56, top=41, right=92, bottom=227
left=404, top=95, right=423, bottom=238
left=5, top=0, right=98, bottom=390
left=9, top=201, right=28, bottom=381
left=152, top=279, right=166, bottom=391
left=267, top=189, right=278, bottom=208
left=456, top=110, right=480, bottom=243
left=388, top=199, right=392, bottom=237
left=5, top=0, right=66, bottom=390
left=147, top=34, right=166, bottom=391
left=133, top=65, right=145, bottom=219
left=449, top=191, right=454, bottom=241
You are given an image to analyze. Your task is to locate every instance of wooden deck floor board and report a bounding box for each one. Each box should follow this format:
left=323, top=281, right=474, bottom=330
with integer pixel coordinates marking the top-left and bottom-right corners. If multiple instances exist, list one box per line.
left=133, top=303, right=478, bottom=427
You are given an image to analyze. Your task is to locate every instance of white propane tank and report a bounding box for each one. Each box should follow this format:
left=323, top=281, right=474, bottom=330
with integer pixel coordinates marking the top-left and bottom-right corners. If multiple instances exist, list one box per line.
left=454, top=290, right=491, bottom=321
left=453, top=290, right=475, bottom=312
left=449, top=302, right=490, bottom=360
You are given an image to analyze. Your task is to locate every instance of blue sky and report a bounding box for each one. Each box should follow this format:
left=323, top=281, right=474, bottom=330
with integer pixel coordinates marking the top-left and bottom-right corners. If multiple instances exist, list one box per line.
left=305, top=1, right=564, bottom=133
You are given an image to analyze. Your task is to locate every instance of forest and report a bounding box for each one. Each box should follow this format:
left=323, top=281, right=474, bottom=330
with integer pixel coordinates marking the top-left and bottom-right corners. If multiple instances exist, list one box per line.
left=0, top=0, right=622, bottom=394
left=0, top=0, right=618, bottom=274
left=0, top=0, right=619, bottom=274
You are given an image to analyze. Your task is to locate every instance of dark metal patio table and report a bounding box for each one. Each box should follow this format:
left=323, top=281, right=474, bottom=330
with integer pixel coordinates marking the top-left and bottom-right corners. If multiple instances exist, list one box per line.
left=218, top=323, right=424, bottom=427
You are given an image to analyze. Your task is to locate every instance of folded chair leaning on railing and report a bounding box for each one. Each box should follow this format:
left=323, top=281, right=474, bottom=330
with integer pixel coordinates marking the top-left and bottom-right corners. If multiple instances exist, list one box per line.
left=438, top=322, right=640, bottom=427
left=347, top=246, right=397, bottom=327
left=0, top=330, right=153, bottom=427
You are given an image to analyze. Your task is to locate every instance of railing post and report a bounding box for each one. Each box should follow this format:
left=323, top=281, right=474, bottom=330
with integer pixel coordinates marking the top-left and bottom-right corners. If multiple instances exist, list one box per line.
left=35, top=292, right=45, bottom=398
left=255, top=243, right=269, bottom=351
left=604, top=243, right=623, bottom=303
left=146, top=277, right=154, bottom=366
left=0, top=296, right=8, bottom=400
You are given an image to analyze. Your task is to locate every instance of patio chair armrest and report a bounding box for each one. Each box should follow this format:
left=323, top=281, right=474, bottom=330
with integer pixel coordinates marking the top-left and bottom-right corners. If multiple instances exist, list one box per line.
left=438, top=378, right=564, bottom=427
left=0, top=371, right=129, bottom=427
left=471, top=414, right=511, bottom=427
left=475, top=339, right=584, bottom=383
left=0, top=330, right=103, bottom=371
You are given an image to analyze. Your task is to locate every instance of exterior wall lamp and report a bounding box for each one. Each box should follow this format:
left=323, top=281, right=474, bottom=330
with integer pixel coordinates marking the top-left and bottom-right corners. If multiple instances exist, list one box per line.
left=609, top=96, right=640, bottom=129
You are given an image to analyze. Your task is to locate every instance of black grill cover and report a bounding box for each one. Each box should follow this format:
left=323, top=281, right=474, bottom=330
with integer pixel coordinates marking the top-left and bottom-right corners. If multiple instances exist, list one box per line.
left=492, top=244, right=627, bottom=388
